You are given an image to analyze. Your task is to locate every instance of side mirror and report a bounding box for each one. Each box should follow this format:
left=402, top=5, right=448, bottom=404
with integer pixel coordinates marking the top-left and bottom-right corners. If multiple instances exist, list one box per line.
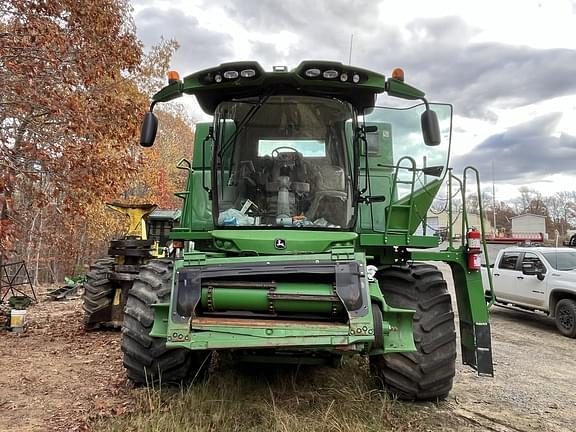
left=140, top=112, right=158, bottom=147
left=522, top=262, right=545, bottom=280
left=521, top=262, right=537, bottom=275
left=421, top=109, right=441, bottom=146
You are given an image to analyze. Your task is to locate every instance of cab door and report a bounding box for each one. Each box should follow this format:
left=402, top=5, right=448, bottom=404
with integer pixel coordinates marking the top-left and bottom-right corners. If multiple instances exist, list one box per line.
left=493, top=251, right=521, bottom=302
left=517, top=252, right=547, bottom=307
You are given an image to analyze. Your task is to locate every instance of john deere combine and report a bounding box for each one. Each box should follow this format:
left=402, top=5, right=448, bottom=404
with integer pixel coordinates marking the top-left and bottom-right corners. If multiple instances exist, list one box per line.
left=123, top=61, right=493, bottom=400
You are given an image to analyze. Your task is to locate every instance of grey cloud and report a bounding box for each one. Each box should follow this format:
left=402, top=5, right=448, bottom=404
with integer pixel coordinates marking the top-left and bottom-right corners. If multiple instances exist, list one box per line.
left=208, top=6, right=576, bottom=121
left=451, top=113, right=576, bottom=183
left=218, top=0, right=384, bottom=66
left=249, top=40, right=283, bottom=64
left=222, top=1, right=302, bottom=30
left=405, top=15, right=480, bottom=44
left=134, top=7, right=234, bottom=73
left=222, top=0, right=376, bottom=31
left=131, top=0, right=155, bottom=6
left=129, top=1, right=576, bottom=185
left=361, top=17, right=576, bottom=120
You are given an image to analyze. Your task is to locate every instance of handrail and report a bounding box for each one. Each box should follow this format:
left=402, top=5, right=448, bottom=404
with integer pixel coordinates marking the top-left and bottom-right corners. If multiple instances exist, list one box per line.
left=463, top=166, right=495, bottom=308
left=447, top=171, right=463, bottom=250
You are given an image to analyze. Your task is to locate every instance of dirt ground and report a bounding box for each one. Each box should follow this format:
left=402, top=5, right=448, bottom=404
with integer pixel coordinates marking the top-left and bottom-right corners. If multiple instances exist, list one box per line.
left=1, top=270, right=576, bottom=432
left=0, top=294, right=131, bottom=432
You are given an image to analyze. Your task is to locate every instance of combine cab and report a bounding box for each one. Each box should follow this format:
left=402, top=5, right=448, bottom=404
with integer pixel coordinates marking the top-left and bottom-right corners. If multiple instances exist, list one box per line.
left=122, top=62, right=493, bottom=400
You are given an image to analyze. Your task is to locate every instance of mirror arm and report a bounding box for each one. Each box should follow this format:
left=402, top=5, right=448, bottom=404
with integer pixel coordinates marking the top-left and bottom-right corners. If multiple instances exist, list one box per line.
left=421, top=97, right=431, bottom=111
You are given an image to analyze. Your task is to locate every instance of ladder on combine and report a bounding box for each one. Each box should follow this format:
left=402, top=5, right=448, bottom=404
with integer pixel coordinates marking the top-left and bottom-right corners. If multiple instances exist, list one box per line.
left=453, top=167, right=495, bottom=307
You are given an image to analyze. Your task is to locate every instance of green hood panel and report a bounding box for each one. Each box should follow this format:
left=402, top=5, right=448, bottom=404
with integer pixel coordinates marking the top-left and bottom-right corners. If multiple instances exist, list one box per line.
left=211, top=230, right=357, bottom=254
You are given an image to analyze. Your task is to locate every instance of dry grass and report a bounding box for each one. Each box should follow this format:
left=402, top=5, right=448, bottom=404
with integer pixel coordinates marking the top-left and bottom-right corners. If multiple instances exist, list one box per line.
left=97, top=357, right=453, bottom=432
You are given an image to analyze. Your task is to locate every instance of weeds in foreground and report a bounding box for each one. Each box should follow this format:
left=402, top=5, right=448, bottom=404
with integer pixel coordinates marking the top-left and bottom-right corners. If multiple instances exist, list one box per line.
left=99, top=358, right=446, bottom=432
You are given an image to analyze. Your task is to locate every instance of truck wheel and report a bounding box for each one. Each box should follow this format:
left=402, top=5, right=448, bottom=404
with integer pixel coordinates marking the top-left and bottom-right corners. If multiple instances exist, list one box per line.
left=370, top=264, right=456, bottom=400
left=555, top=299, right=576, bottom=338
left=82, top=258, right=115, bottom=329
left=121, top=259, right=210, bottom=385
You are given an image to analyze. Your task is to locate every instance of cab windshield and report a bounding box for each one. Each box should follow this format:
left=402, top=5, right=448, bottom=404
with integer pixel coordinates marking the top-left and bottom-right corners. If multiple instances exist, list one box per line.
left=213, top=95, right=355, bottom=229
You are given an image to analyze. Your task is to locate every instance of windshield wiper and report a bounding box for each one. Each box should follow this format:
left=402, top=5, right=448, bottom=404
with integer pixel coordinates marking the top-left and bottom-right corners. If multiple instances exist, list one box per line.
left=217, top=92, right=273, bottom=158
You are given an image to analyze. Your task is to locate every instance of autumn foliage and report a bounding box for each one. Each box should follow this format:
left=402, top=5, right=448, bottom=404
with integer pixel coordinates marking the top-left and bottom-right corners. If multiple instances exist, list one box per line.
left=1, top=1, right=194, bottom=282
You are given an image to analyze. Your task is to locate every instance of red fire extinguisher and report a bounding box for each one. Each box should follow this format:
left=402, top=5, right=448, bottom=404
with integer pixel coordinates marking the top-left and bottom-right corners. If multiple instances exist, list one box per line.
left=466, top=228, right=482, bottom=270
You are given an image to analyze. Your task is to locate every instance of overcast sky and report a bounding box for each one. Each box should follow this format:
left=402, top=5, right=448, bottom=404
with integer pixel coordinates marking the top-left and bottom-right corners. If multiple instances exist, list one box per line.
left=131, top=0, right=576, bottom=200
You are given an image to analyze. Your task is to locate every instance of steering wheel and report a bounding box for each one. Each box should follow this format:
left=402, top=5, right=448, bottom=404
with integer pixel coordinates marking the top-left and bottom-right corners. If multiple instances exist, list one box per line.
left=271, top=146, right=302, bottom=164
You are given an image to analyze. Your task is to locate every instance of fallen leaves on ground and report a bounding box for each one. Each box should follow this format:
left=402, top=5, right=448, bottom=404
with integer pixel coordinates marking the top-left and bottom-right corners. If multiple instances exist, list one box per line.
left=0, top=293, right=134, bottom=432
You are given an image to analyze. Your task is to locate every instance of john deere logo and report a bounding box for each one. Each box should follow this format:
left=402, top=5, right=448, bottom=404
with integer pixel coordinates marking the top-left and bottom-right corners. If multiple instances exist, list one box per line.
left=274, top=238, right=286, bottom=250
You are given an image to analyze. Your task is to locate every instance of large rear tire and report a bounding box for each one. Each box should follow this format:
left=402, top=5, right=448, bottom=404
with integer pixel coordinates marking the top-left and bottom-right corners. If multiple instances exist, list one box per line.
left=370, top=263, right=456, bottom=400
left=82, top=258, right=115, bottom=329
left=121, top=259, right=210, bottom=385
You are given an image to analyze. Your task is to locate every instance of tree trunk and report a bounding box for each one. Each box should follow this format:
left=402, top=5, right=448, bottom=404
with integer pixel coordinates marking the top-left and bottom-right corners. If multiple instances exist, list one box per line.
left=33, top=210, right=43, bottom=286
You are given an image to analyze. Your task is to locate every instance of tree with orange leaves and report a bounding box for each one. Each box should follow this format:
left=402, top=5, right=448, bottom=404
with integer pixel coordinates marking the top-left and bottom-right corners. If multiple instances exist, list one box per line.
left=1, top=1, right=196, bottom=281
left=1, top=0, right=142, bottom=278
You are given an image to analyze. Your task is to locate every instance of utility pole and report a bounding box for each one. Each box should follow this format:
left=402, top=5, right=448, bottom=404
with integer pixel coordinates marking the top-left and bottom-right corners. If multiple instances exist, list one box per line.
left=492, top=161, right=497, bottom=235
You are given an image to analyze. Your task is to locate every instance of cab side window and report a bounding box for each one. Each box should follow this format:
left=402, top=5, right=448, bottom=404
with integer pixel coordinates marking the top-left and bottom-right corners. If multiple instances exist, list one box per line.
left=523, top=252, right=546, bottom=274
left=498, top=252, right=520, bottom=270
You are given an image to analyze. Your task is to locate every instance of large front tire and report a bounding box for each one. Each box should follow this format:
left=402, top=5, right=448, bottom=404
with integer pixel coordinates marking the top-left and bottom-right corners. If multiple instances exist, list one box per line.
left=121, top=259, right=209, bottom=385
left=370, top=264, right=456, bottom=400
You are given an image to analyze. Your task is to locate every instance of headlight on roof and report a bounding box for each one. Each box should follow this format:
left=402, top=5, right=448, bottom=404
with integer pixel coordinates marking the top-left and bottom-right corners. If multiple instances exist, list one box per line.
left=323, top=69, right=339, bottom=79
left=241, top=69, right=256, bottom=78
left=223, top=70, right=239, bottom=79
left=305, top=68, right=321, bottom=78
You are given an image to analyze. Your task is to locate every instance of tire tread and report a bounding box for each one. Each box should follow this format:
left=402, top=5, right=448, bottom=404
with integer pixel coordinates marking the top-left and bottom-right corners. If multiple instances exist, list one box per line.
left=370, top=263, right=456, bottom=401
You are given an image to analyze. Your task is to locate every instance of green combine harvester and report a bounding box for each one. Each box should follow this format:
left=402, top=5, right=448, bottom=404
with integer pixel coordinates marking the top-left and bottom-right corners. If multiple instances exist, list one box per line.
left=123, top=61, right=493, bottom=400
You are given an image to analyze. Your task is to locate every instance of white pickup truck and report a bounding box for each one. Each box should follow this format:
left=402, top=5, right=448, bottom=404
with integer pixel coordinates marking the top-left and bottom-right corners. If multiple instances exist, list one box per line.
left=482, top=246, right=576, bottom=338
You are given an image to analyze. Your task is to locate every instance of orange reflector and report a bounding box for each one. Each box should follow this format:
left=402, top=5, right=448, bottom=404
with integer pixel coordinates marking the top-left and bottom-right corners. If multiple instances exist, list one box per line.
left=167, top=70, right=180, bottom=81
left=172, top=240, right=184, bottom=249
left=391, top=68, right=404, bottom=81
